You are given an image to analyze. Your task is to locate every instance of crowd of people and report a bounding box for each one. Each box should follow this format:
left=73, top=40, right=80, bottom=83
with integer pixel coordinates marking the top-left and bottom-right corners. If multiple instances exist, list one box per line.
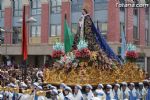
left=0, top=67, right=149, bottom=100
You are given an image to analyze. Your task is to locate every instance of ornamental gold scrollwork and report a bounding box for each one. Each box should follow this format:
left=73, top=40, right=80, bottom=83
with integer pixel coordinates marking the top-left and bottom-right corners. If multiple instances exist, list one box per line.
left=44, top=63, right=145, bottom=85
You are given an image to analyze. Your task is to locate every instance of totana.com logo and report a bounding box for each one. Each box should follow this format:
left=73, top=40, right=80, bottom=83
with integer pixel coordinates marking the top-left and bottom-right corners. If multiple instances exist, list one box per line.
left=116, top=0, right=149, bottom=8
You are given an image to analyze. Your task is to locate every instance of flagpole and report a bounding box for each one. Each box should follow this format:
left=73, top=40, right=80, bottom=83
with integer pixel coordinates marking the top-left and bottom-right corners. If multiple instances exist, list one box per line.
left=22, top=5, right=28, bottom=81
left=65, top=14, right=67, bottom=20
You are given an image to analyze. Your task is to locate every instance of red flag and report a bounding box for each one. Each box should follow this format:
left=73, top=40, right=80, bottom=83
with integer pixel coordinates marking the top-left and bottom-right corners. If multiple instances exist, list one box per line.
left=22, top=6, right=27, bottom=60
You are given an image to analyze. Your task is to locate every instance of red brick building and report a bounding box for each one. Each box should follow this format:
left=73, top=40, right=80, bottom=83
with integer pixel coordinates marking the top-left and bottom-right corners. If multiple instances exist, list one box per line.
left=0, top=0, right=150, bottom=72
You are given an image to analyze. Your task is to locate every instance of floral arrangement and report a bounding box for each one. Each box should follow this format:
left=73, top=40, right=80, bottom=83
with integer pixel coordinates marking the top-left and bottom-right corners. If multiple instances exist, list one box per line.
left=75, top=48, right=91, bottom=58
left=59, top=52, right=75, bottom=65
left=74, top=39, right=91, bottom=61
left=77, top=39, right=88, bottom=50
left=51, top=42, right=64, bottom=59
left=52, top=50, right=64, bottom=59
left=126, top=51, right=138, bottom=59
left=126, top=43, right=136, bottom=51
left=126, top=43, right=138, bottom=62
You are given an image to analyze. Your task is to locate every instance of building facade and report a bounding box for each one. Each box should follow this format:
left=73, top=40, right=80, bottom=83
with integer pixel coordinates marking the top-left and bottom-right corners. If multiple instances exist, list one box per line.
left=0, top=0, right=150, bottom=72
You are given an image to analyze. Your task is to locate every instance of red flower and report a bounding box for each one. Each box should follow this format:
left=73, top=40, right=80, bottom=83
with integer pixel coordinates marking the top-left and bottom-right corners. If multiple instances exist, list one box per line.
left=126, top=51, right=138, bottom=59
left=74, top=48, right=91, bottom=58
left=52, top=50, right=64, bottom=58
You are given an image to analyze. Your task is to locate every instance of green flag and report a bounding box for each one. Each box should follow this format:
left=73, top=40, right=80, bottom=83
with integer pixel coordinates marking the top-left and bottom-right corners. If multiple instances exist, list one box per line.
left=64, top=19, right=74, bottom=53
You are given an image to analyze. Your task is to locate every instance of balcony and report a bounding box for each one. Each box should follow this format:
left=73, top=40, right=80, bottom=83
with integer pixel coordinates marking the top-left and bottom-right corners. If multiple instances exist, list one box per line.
left=0, top=44, right=53, bottom=55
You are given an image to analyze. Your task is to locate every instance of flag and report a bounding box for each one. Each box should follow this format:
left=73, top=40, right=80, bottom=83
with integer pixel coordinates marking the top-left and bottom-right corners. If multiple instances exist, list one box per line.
left=121, top=26, right=126, bottom=60
left=64, top=18, right=74, bottom=53
left=22, top=6, right=28, bottom=61
left=95, top=21, right=122, bottom=63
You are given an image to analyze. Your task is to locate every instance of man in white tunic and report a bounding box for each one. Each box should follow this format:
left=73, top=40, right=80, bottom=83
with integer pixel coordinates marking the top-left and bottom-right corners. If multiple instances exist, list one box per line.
left=95, top=84, right=106, bottom=100
left=105, top=84, right=114, bottom=100
left=64, top=86, right=74, bottom=100
left=73, top=85, right=83, bottom=100
left=137, top=82, right=147, bottom=100
left=83, top=84, right=94, bottom=100
left=59, top=83, right=66, bottom=100
left=112, top=84, right=121, bottom=100
left=120, top=82, right=129, bottom=100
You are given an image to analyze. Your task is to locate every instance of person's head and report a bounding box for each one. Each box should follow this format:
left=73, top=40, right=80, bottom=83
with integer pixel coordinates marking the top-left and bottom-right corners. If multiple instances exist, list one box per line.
left=20, top=82, right=27, bottom=89
left=64, top=86, right=72, bottom=96
left=97, top=84, right=103, bottom=89
left=50, top=86, right=57, bottom=90
left=82, top=9, right=88, bottom=15
left=47, top=84, right=52, bottom=90
left=139, top=82, right=144, bottom=90
left=51, top=89, right=58, bottom=97
left=60, top=83, right=66, bottom=90
left=143, top=80, right=149, bottom=89
left=129, top=83, right=135, bottom=90
left=106, top=84, right=112, bottom=93
left=36, top=85, right=43, bottom=91
left=33, top=82, right=39, bottom=90
left=122, top=82, right=127, bottom=91
left=74, top=85, right=82, bottom=94
left=114, top=84, right=120, bottom=91
left=85, top=84, right=92, bottom=93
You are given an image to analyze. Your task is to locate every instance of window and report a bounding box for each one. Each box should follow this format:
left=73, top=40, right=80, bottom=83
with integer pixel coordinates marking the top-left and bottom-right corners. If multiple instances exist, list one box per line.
left=30, top=0, right=41, bottom=15
left=101, top=23, right=107, bottom=31
left=94, top=0, right=108, bottom=11
left=71, top=0, right=83, bottom=12
left=133, top=8, right=138, bottom=16
left=0, top=0, right=4, bottom=10
left=119, top=0, right=125, bottom=11
left=97, top=22, right=108, bottom=39
left=50, top=0, right=61, bottom=14
left=13, top=0, right=23, bottom=16
left=0, top=27, right=4, bottom=44
left=0, top=0, right=4, bottom=17
left=145, top=29, right=149, bottom=46
left=12, top=27, right=22, bottom=44
left=133, top=26, right=139, bottom=40
left=31, top=25, right=41, bottom=37
left=133, top=0, right=139, bottom=16
left=50, top=24, right=61, bottom=36
left=145, top=7, right=149, bottom=20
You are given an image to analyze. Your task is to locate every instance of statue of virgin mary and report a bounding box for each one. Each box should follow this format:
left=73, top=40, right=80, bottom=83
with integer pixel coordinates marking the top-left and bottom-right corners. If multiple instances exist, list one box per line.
left=72, top=9, right=120, bottom=68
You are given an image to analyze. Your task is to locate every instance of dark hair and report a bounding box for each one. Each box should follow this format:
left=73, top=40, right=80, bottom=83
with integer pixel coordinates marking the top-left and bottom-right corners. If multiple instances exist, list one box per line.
left=82, top=9, right=88, bottom=14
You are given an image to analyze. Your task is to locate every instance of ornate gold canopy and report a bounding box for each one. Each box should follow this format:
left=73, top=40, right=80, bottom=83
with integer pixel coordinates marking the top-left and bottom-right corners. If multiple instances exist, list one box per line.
left=43, top=63, right=145, bottom=86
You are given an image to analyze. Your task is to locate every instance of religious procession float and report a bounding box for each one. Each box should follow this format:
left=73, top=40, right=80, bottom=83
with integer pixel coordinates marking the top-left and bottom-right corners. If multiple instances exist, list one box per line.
left=43, top=9, right=145, bottom=86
